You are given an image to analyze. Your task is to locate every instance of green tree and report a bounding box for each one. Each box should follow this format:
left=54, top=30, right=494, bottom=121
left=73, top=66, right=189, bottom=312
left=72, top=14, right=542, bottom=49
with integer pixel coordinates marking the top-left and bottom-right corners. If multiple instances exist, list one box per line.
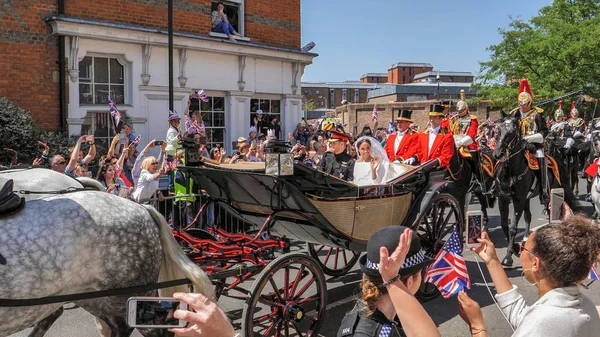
left=477, top=0, right=600, bottom=110
left=302, top=99, right=316, bottom=112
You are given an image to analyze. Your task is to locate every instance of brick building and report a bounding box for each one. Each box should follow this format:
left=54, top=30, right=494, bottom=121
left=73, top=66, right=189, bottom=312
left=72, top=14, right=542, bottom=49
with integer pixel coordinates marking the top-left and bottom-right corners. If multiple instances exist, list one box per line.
left=387, top=62, right=433, bottom=84
left=301, top=82, right=374, bottom=109
left=1, top=0, right=315, bottom=153
left=359, top=73, right=387, bottom=84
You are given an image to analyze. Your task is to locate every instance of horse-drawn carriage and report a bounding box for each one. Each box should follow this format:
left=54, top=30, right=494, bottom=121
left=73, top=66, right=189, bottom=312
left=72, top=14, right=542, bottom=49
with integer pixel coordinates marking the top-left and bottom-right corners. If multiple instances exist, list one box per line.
left=173, top=154, right=464, bottom=336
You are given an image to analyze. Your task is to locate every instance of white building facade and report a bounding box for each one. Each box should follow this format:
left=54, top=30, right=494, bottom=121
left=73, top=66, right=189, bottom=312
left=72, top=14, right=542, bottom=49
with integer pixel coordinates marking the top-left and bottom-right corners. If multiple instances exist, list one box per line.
left=47, top=16, right=316, bottom=154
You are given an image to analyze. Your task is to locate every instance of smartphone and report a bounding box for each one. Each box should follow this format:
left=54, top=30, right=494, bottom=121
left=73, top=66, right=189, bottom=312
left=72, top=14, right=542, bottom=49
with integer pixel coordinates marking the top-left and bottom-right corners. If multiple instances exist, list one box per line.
left=465, top=210, right=484, bottom=248
left=127, top=297, right=188, bottom=329
left=550, top=188, right=564, bottom=222
left=155, top=141, right=165, bottom=146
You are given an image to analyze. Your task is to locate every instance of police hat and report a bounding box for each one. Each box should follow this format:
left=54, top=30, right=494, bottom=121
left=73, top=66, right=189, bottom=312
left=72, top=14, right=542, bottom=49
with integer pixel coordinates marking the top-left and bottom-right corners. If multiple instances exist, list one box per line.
left=359, top=226, right=434, bottom=278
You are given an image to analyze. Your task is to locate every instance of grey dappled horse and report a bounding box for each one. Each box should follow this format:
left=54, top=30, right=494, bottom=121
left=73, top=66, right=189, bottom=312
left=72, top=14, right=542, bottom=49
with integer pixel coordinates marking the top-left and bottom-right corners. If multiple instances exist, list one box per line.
left=0, top=168, right=213, bottom=337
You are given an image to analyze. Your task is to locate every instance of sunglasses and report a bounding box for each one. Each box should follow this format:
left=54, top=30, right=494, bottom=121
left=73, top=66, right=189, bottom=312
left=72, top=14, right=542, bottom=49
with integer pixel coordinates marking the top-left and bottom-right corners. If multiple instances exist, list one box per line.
left=151, top=162, right=159, bottom=165
left=519, top=240, right=534, bottom=255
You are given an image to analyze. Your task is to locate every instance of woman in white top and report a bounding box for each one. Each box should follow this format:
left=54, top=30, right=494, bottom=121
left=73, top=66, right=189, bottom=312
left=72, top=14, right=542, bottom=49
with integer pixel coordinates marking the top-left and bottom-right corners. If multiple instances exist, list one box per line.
left=353, top=136, right=388, bottom=186
left=131, top=156, right=165, bottom=202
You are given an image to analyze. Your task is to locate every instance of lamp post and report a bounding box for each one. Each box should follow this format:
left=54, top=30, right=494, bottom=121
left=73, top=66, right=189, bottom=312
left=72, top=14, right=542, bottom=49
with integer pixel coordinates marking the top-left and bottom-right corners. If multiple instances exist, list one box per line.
left=168, top=0, right=174, bottom=112
left=436, top=73, right=441, bottom=102
left=317, top=95, right=328, bottom=114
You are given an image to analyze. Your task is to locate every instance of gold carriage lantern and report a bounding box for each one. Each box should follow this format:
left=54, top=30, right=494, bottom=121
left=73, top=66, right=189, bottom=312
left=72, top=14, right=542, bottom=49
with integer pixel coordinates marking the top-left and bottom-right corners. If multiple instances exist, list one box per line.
left=264, top=140, right=294, bottom=176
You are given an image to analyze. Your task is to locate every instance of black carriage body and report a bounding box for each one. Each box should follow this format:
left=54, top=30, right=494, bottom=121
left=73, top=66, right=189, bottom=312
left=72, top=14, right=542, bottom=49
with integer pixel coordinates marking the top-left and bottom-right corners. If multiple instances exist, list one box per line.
left=181, top=159, right=451, bottom=252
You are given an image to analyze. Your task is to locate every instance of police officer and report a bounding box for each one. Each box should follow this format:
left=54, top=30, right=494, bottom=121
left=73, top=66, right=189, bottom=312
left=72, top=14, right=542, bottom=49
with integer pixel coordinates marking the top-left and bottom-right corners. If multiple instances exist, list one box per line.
left=317, top=130, right=355, bottom=181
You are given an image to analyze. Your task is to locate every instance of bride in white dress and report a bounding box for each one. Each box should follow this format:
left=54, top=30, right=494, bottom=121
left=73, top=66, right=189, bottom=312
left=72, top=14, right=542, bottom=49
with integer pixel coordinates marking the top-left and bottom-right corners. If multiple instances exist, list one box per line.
left=353, top=136, right=389, bottom=186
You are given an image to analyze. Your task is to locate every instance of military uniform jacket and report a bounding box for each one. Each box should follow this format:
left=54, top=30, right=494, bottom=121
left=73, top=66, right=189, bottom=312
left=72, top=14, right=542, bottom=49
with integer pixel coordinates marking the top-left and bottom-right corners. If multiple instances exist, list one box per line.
left=337, top=308, right=405, bottom=337
left=510, top=107, right=548, bottom=138
left=416, top=129, right=455, bottom=169
left=449, top=114, right=479, bottom=150
left=567, top=117, right=585, bottom=133
left=383, top=130, right=419, bottom=162
left=317, top=151, right=355, bottom=181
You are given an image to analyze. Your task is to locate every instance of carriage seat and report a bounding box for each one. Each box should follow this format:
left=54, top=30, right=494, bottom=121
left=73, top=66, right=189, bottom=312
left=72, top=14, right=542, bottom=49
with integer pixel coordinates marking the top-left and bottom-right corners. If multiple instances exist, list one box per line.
left=0, top=179, right=25, bottom=216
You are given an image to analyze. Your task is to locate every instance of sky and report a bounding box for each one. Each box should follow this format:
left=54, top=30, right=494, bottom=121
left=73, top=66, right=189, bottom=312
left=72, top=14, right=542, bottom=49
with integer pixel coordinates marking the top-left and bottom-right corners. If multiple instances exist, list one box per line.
left=300, top=0, right=552, bottom=83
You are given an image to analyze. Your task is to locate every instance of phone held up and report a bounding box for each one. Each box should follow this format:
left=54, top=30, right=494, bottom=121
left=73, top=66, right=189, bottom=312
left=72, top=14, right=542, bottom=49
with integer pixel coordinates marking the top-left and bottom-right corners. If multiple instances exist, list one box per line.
left=550, top=188, right=564, bottom=222
left=465, top=210, right=484, bottom=249
left=127, top=297, right=188, bottom=329
left=154, top=140, right=165, bottom=146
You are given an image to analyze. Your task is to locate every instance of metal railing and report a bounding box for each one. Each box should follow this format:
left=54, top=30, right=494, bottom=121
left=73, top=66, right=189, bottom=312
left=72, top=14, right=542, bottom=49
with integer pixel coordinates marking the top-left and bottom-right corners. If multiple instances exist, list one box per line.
left=139, top=193, right=256, bottom=233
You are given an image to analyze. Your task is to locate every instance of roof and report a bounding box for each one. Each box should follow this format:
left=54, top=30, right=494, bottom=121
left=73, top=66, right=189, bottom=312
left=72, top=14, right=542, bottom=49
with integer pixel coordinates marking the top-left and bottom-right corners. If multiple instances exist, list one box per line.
left=360, top=73, right=388, bottom=78
left=413, top=71, right=474, bottom=80
left=301, top=82, right=379, bottom=90
left=368, top=82, right=476, bottom=99
left=388, top=62, right=433, bottom=70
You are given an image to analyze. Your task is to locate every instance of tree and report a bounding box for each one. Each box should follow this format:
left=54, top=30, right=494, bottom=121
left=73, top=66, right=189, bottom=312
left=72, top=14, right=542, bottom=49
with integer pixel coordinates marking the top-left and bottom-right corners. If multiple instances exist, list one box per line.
left=477, top=0, right=600, bottom=111
left=302, top=99, right=316, bottom=112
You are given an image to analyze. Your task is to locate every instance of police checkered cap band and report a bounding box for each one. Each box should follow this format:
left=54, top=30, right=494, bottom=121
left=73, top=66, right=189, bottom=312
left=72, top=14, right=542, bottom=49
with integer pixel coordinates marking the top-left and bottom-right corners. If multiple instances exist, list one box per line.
left=365, top=248, right=427, bottom=271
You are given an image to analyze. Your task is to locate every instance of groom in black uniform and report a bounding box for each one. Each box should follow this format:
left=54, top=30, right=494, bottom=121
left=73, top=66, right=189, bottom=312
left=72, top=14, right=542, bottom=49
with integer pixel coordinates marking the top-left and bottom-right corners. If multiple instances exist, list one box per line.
left=317, top=130, right=355, bottom=181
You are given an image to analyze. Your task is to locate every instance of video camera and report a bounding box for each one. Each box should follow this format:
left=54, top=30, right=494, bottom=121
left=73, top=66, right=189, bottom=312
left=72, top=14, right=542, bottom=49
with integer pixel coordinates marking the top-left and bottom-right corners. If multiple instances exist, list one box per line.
left=179, top=135, right=201, bottom=166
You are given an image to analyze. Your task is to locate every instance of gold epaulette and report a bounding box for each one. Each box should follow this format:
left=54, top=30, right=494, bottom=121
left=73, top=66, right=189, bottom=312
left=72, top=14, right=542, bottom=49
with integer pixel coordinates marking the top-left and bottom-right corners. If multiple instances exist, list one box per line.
left=533, top=106, right=544, bottom=114
left=509, top=107, right=519, bottom=116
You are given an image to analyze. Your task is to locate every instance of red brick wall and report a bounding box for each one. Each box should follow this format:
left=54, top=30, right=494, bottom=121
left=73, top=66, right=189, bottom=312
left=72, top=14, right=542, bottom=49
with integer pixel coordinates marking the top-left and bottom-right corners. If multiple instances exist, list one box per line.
left=0, top=0, right=60, bottom=130
left=63, top=0, right=301, bottom=48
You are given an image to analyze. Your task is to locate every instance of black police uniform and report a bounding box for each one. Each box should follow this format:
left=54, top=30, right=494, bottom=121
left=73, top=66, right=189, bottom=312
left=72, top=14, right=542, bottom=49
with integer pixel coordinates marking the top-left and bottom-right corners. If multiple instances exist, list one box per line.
left=337, top=307, right=405, bottom=337
left=317, top=151, right=355, bottom=181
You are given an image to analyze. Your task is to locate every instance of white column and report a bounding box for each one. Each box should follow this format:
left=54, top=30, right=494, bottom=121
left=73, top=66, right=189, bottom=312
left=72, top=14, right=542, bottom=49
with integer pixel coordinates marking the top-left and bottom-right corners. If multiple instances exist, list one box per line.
left=226, top=91, right=252, bottom=153
left=282, top=94, right=303, bottom=140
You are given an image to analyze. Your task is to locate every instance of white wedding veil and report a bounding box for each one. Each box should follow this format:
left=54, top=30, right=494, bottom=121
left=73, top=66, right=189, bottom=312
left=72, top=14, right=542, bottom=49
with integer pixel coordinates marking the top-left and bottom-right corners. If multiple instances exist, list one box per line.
left=354, top=136, right=389, bottom=163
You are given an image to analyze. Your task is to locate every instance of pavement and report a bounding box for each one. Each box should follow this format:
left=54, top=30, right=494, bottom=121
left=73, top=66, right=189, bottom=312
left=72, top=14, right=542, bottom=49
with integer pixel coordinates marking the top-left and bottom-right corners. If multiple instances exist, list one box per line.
left=10, top=179, right=600, bottom=337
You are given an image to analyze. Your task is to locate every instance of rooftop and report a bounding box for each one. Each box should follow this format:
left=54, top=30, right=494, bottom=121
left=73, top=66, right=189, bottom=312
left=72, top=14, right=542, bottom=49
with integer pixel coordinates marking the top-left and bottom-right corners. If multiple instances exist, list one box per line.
left=388, top=62, right=433, bottom=70
left=301, top=82, right=379, bottom=90
left=368, top=82, right=476, bottom=99
left=360, top=73, right=388, bottom=78
left=413, top=71, right=474, bottom=80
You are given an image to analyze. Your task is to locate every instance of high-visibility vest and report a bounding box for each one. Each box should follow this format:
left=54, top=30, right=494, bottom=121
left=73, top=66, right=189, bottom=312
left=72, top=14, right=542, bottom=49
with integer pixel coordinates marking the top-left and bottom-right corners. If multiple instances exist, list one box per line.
left=174, top=170, right=196, bottom=202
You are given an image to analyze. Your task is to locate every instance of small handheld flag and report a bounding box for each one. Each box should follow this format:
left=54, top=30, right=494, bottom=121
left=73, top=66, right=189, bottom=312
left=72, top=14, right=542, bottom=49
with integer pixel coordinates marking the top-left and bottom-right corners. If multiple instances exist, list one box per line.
left=185, top=116, right=205, bottom=134
left=486, top=117, right=494, bottom=126
left=372, top=104, right=378, bottom=121
left=588, top=264, right=599, bottom=281
left=108, top=99, right=121, bottom=126
left=193, top=90, right=209, bottom=103
left=132, top=134, right=142, bottom=145
left=424, top=225, right=471, bottom=298
left=387, top=121, right=395, bottom=135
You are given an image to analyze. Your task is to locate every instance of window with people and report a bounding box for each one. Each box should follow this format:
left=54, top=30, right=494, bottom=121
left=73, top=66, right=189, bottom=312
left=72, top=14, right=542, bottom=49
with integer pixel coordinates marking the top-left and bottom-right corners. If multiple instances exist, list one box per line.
left=210, top=1, right=243, bottom=41
left=250, top=98, right=281, bottom=140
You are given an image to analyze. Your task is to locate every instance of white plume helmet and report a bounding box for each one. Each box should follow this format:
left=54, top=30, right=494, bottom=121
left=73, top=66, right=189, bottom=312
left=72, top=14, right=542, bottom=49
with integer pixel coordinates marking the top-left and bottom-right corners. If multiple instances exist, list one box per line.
left=267, top=129, right=276, bottom=137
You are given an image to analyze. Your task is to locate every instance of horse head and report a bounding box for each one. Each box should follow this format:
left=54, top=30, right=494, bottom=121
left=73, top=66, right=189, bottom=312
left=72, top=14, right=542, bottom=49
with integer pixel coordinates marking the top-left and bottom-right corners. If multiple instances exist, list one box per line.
left=493, top=116, right=521, bottom=160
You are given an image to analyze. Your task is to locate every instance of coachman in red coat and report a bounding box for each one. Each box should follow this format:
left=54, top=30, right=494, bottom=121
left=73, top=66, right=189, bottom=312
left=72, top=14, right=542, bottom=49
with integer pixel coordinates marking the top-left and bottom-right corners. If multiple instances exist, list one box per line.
left=416, top=104, right=455, bottom=169
left=384, top=109, right=420, bottom=164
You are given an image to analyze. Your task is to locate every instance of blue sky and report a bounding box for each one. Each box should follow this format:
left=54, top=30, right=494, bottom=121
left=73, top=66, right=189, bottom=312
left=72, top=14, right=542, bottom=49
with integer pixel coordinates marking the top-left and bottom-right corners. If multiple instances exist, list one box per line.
left=300, top=0, right=552, bottom=82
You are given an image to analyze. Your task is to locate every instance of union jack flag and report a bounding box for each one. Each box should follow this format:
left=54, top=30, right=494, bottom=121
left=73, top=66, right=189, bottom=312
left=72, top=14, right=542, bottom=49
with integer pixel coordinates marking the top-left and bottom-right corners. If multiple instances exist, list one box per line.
left=424, top=225, right=470, bottom=298
left=588, top=264, right=599, bottom=281
left=193, top=90, right=209, bottom=103
left=132, top=134, right=142, bottom=145
left=387, top=121, right=395, bottom=135
left=162, top=156, right=178, bottom=172
left=372, top=104, right=378, bottom=121
left=486, top=117, right=494, bottom=126
left=108, top=99, right=121, bottom=126
left=184, top=116, right=205, bottom=134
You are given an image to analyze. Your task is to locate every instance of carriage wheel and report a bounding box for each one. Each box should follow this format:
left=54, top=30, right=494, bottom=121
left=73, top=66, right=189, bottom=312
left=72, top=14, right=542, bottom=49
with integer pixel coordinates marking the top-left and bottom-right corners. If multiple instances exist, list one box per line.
left=306, top=243, right=360, bottom=277
left=413, top=193, right=462, bottom=302
left=242, top=253, right=327, bottom=337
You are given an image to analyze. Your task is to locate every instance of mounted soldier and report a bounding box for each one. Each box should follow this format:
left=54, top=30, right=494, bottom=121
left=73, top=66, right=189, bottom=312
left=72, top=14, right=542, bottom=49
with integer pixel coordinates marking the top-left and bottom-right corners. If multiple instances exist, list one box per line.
left=567, top=101, right=585, bottom=135
left=509, top=79, right=549, bottom=203
left=449, top=90, right=486, bottom=193
left=548, top=100, right=567, bottom=139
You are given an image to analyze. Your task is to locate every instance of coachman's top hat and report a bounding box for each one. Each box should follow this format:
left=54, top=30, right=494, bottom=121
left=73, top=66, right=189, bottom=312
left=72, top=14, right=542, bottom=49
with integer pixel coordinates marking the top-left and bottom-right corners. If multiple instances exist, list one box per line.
left=396, top=109, right=413, bottom=122
left=428, top=104, right=445, bottom=117
left=326, top=130, right=350, bottom=143
left=359, top=226, right=434, bottom=278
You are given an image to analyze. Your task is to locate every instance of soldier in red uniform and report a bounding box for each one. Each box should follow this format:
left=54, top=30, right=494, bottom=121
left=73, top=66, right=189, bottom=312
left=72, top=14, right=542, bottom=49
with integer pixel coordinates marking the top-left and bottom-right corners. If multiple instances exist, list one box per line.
left=449, top=90, right=485, bottom=192
left=416, top=104, right=455, bottom=169
left=384, top=109, right=420, bottom=164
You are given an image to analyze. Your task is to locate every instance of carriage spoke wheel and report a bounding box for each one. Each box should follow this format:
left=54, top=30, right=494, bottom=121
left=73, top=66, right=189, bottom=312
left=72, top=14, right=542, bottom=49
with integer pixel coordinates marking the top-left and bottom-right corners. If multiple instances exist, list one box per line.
left=414, top=193, right=462, bottom=302
left=306, top=243, right=360, bottom=277
left=242, top=253, right=327, bottom=337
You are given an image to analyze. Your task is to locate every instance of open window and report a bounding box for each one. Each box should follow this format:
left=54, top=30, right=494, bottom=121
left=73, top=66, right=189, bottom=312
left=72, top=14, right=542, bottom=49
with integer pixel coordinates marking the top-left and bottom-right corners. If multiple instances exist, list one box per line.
left=211, top=0, right=244, bottom=36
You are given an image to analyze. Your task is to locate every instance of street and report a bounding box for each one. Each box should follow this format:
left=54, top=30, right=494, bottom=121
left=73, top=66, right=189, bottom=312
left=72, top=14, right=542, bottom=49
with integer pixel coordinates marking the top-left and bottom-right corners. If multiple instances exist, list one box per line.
left=10, top=180, right=599, bottom=337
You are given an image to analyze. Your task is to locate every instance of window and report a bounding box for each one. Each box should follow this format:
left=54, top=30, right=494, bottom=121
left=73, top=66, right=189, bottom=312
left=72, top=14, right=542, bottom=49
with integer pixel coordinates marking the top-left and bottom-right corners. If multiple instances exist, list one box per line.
left=355, top=89, right=360, bottom=104
left=342, top=89, right=347, bottom=102
left=329, top=89, right=334, bottom=109
left=81, top=111, right=131, bottom=151
left=316, top=90, right=320, bottom=95
left=200, top=96, right=226, bottom=148
left=250, top=98, right=281, bottom=138
left=79, top=56, right=125, bottom=105
left=211, top=1, right=244, bottom=35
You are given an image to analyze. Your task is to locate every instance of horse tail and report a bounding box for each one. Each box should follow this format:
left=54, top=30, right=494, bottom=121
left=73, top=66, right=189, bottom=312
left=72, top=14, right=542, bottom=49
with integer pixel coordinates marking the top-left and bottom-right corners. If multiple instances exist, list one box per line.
left=143, top=205, right=214, bottom=299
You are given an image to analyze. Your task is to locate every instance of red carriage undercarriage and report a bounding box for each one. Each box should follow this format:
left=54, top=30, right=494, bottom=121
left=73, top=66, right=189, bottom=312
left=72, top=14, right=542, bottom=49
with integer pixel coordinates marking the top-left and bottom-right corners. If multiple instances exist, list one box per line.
left=173, top=158, right=464, bottom=336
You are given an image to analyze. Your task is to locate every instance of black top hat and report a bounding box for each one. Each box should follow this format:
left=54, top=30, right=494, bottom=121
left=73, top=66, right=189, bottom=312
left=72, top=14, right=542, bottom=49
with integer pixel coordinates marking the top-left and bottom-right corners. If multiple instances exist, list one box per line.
left=428, top=104, right=445, bottom=117
left=396, top=110, right=413, bottom=122
left=359, top=226, right=434, bottom=279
